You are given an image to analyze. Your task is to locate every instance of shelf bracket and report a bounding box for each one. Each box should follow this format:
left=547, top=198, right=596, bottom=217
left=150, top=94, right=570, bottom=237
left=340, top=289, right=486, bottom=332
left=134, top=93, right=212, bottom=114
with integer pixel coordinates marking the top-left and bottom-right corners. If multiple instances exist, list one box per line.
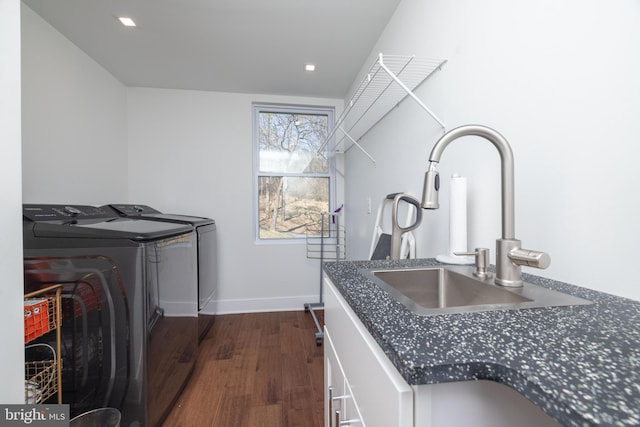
left=377, top=53, right=446, bottom=130
left=338, top=127, right=376, bottom=165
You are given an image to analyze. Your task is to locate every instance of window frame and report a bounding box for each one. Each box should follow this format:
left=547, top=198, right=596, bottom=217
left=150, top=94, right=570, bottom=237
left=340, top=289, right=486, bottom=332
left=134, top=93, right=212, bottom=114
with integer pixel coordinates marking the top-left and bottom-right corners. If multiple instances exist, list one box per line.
left=252, top=103, right=336, bottom=244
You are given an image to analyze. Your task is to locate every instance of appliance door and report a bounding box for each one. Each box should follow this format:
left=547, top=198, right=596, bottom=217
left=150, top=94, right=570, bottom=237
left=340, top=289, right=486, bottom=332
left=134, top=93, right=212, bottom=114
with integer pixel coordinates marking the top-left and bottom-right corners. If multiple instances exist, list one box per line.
left=24, top=256, right=130, bottom=418
left=196, top=223, right=217, bottom=312
left=146, top=232, right=198, bottom=427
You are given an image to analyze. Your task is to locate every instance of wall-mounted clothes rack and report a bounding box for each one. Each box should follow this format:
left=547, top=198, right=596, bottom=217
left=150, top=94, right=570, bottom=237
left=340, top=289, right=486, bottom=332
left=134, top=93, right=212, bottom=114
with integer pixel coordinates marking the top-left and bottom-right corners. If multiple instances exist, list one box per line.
left=320, top=53, right=447, bottom=164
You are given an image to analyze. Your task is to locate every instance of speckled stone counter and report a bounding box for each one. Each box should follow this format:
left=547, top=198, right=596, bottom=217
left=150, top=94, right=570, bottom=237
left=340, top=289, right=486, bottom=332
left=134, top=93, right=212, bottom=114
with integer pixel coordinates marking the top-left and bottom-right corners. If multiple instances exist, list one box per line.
left=323, top=258, right=640, bottom=427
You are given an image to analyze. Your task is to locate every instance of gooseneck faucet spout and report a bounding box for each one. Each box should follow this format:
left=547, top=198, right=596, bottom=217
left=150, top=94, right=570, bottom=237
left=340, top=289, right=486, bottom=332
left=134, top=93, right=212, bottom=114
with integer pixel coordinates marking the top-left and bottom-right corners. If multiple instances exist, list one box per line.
left=422, top=125, right=550, bottom=287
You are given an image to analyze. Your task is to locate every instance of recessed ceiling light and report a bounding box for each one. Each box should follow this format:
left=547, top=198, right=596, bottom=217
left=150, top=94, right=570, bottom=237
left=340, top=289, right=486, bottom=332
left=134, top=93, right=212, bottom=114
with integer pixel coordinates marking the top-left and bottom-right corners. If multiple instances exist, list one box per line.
left=118, top=17, right=136, bottom=27
left=304, top=64, right=316, bottom=72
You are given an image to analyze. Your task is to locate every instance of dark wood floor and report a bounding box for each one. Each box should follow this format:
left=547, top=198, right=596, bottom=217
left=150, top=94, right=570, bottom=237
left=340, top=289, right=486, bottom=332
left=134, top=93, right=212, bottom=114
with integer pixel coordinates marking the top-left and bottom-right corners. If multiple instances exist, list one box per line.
left=162, top=310, right=325, bottom=427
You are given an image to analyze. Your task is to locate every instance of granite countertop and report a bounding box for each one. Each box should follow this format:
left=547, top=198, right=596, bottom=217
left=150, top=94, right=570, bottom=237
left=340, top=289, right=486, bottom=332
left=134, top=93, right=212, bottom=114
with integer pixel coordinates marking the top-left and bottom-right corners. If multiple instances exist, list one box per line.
left=323, top=258, right=640, bottom=427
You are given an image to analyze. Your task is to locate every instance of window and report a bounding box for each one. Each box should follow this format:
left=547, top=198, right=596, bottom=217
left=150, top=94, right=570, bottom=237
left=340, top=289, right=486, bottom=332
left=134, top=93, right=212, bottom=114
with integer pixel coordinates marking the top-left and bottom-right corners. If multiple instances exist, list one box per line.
left=253, top=104, right=335, bottom=241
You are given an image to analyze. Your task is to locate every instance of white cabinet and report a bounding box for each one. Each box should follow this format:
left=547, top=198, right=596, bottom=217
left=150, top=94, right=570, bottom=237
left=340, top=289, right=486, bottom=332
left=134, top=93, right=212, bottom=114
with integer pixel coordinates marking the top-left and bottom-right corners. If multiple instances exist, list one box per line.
left=324, top=275, right=562, bottom=427
left=324, top=276, right=413, bottom=427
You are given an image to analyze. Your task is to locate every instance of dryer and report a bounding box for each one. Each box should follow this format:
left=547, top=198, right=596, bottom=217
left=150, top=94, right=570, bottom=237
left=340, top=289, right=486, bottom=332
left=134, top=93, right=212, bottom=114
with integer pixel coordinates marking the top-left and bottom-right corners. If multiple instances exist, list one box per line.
left=23, top=204, right=198, bottom=427
left=105, top=204, right=217, bottom=338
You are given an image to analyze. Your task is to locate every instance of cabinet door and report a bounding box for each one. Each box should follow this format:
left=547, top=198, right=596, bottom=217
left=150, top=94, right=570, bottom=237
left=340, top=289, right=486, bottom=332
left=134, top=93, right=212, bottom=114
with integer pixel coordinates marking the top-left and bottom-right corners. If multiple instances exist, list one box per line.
left=324, top=276, right=413, bottom=427
left=325, top=329, right=364, bottom=427
left=325, top=329, right=345, bottom=427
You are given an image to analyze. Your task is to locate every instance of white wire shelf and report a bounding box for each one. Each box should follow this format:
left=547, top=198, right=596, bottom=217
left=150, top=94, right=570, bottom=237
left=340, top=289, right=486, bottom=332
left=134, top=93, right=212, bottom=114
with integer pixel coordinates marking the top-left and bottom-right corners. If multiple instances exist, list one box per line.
left=321, top=53, right=447, bottom=164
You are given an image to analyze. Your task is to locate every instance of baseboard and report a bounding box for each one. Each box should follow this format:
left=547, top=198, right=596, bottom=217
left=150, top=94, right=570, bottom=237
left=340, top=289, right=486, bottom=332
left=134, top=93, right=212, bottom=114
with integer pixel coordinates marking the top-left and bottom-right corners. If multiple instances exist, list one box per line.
left=159, top=300, right=198, bottom=317
left=201, top=295, right=322, bottom=315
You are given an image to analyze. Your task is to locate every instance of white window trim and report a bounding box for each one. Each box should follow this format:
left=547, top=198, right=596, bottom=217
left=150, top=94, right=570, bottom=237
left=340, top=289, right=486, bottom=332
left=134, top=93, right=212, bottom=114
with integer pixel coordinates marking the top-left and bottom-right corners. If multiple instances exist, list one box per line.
left=252, top=103, right=336, bottom=244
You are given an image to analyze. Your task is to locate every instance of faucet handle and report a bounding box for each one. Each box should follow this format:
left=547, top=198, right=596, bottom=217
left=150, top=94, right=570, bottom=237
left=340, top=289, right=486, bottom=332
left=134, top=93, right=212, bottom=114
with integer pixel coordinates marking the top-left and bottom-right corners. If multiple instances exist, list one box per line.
left=508, top=248, right=551, bottom=269
left=454, top=248, right=492, bottom=279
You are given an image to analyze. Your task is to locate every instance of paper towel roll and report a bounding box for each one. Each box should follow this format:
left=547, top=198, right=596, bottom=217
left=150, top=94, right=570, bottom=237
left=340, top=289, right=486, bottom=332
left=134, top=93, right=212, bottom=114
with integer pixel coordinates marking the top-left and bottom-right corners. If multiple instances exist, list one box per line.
left=436, top=173, right=474, bottom=264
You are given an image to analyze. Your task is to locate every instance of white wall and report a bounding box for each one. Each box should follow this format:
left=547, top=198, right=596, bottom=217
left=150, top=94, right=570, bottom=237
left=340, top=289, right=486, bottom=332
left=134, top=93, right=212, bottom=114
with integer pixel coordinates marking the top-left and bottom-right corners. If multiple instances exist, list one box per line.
left=21, top=5, right=128, bottom=204
left=345, top=0, right=640, bottom=300
left=127, top=88, right=344, bottom=313
left=20, top=3, right=345, bottom=316
left=0, top=0, right=26, bottom=403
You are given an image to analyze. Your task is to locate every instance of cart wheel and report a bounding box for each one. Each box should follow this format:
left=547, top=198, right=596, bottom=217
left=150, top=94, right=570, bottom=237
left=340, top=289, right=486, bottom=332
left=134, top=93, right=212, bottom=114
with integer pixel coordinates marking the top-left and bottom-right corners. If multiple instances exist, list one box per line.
left=316, top=337, right=323, bottom=346
left=304, top=304, right=310, bottom=312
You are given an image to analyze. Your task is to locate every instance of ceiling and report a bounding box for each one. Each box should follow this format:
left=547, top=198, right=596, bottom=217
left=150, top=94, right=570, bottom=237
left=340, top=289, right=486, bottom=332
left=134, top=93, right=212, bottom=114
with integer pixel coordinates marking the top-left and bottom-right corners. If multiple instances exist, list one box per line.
left=23, top=0, right=401, bottom=99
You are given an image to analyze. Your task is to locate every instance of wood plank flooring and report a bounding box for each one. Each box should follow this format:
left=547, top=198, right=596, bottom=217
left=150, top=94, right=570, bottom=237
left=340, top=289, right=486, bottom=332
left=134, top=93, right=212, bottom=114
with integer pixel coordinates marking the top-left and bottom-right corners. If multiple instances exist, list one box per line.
left=162, top=310, right=325, bottom=427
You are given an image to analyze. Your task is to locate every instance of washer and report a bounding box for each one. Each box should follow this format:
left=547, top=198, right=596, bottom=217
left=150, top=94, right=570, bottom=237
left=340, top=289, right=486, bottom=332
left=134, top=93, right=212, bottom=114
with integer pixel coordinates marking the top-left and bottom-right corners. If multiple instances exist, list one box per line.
left=106, top=204, right=217, bottom=337
left=24, top=255, right=129, bottom=416
left=23, top=204, right=198, bottom=427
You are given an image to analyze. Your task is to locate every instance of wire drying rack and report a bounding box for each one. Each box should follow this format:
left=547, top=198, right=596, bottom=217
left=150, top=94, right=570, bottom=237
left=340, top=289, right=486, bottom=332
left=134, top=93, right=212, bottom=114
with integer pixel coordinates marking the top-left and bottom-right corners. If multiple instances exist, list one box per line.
left=305, top=211, right=346, bottom=345
left=317, top=53, right=448, bottom=164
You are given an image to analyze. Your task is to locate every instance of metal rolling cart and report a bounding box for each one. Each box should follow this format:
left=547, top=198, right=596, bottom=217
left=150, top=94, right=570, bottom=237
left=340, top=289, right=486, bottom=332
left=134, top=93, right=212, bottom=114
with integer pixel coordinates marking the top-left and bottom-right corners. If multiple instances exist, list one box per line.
left=305, top=211, right=345, bottom=345
left=24, top=284, right=63, bottom=404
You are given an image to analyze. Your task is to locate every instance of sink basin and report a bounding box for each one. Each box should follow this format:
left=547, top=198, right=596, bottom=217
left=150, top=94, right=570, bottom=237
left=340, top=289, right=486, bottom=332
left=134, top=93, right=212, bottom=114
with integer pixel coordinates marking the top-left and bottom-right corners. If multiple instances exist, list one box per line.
left=361, top=266, right=591, bottom=315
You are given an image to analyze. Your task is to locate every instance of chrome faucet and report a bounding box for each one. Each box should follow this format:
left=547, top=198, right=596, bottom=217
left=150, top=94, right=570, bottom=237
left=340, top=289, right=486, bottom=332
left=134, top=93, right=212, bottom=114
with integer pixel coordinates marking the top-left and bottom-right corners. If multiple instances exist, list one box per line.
left=421, top=124, right=550, bottom=287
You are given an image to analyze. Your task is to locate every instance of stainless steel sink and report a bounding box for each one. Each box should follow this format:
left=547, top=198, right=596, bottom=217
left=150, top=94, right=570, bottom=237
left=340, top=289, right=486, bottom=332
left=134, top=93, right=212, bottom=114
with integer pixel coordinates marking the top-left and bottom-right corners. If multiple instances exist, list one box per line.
left=360, top=266, right=591, bottom=315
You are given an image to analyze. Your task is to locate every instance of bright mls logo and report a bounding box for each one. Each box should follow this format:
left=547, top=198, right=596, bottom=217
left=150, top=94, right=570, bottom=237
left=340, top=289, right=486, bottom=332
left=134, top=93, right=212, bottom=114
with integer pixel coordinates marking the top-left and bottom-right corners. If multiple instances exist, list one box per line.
left=0, top=405, right=69, bottom=426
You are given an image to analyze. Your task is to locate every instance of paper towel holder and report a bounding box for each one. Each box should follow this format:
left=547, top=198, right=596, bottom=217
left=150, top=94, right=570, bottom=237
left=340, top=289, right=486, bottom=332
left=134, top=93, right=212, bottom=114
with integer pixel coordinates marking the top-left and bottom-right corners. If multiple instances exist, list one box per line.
left=434, top=173, right=473, bottom=265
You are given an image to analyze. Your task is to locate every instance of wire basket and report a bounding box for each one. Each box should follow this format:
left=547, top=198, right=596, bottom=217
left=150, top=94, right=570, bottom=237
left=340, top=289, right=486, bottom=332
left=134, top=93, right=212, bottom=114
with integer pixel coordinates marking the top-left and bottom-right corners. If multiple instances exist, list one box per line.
left=25, top=359, right=58, bottom=404
left=24, top=297, right=57, bottom=343
left=24, top=285, right=63, bottom=404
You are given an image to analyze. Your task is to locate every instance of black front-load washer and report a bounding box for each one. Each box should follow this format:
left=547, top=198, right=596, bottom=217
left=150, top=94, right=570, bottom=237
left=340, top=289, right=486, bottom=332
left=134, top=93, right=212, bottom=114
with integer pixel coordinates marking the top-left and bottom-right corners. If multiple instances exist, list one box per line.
left=23, top=204, right=198, bottom=427
left=105, top=204, right=217, bottom=316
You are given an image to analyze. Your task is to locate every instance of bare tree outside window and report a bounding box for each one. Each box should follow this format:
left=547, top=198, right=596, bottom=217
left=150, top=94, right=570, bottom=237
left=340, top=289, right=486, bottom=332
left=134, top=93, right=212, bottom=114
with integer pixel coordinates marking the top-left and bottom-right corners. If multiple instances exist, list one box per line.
left=254, top=105, right=334, bottom=240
